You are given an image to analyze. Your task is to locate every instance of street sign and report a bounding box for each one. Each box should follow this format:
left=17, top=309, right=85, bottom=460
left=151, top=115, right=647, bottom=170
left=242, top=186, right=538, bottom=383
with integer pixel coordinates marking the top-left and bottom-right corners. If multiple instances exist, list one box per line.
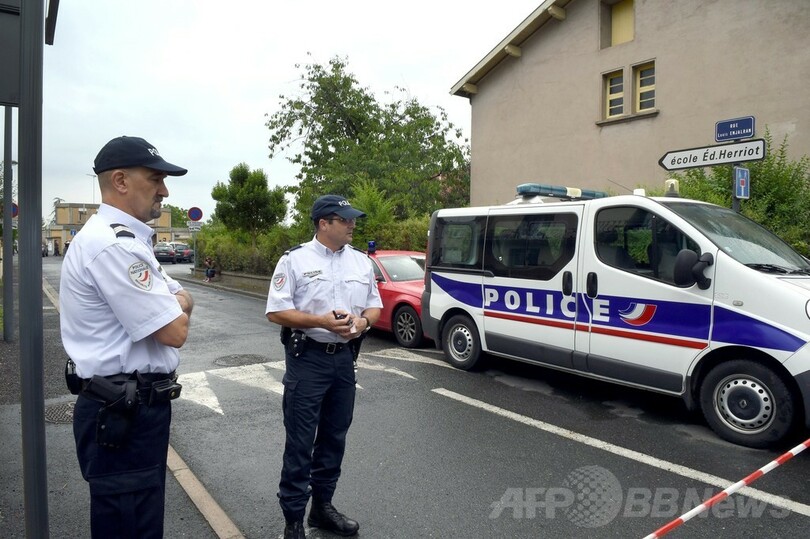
left=734, top=166, right=750, bottom=200
left=187, top=221, right=202, bottom=232
left=11, top=202, right=18, bottom=218
left=187, top=207, right=203, bottom=222
left=716, top=116, right=755, bottom=143
left=658, top=138, right=766, bottom=171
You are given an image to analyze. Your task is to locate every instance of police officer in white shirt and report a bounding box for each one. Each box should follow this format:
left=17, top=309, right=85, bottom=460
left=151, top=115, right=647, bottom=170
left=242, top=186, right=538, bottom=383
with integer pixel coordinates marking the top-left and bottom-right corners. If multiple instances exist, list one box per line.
left=266, top=195, right=382, bottom=539
left=60, top=136, right=193, bottom=539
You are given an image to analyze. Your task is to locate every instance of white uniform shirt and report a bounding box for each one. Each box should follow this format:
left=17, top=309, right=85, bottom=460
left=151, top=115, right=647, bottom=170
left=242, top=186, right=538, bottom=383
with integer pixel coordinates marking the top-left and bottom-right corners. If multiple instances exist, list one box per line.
left=60, top=204, right=184, bottom=378
left=265, top=237, right=383, bottom=343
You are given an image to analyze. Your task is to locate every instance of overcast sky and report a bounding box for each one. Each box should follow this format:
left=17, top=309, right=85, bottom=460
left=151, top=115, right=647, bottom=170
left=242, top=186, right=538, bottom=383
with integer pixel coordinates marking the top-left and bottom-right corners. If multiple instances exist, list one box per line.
left=13, top=1, right=541, bottom=222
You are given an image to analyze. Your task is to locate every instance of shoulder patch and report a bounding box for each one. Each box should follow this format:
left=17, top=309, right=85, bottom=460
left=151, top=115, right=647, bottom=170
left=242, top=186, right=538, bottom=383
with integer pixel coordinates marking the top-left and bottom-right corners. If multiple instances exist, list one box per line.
left=110, top=223, right=135, bottom=239
left=284, top=244, right=303, bottom=255
left=128, top=261, right=153, bottom=290
left=349, top=245, right=366, bottom=254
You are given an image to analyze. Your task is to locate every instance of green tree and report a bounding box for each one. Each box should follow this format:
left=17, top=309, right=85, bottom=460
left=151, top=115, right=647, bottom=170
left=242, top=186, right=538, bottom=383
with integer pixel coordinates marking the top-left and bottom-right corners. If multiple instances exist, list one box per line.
left=163, top=204, right=188, bottom=227
left=265, top=55, right=470, bottom=227
left=669, top=130, right=810, bottom=255
left=211, top=163, right=287, bottom=249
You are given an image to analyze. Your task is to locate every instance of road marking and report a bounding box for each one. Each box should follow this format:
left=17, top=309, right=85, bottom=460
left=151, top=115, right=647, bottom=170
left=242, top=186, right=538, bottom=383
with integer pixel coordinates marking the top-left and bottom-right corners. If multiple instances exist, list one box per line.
left=433, top=387, right=810, bottom=518
left=180, top=364, right=285, bottom=414
left=369, top=347, right=453, bottom=369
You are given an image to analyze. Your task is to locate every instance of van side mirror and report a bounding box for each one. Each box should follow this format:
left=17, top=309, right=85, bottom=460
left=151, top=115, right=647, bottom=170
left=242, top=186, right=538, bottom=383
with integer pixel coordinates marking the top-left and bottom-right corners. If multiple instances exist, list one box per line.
left=674, top=250, right=713, bottom=289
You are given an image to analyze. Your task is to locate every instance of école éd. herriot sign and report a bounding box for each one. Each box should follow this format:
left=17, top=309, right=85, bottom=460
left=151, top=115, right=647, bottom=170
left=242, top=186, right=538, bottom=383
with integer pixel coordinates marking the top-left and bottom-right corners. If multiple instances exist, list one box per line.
left=658, top=138, right=766, bottom=172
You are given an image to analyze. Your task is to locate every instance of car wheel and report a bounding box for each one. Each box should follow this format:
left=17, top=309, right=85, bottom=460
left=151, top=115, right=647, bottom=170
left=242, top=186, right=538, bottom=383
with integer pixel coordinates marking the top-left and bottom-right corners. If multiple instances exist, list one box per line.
left=441, top=314, right=481, bottom=370
left=393, top=305, right=423, bottom=348
left=699, top=359, right=798, bottom=448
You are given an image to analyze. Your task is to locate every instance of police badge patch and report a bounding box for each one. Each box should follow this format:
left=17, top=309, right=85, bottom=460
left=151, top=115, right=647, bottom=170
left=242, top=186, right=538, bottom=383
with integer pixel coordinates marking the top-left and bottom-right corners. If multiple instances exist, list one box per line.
left=273, top=272, right=286, bottom=290
left=129, top=261, right=153, bottom=290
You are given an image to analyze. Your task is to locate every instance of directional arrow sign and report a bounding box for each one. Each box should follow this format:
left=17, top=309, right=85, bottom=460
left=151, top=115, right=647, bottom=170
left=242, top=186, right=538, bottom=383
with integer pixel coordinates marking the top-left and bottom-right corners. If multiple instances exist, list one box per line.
left=658, top=138, right=766, bottom=171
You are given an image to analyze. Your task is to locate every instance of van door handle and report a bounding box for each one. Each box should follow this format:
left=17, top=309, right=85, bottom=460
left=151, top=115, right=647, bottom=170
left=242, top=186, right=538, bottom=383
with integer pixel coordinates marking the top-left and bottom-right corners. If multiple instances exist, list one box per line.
left=562, top=271, right=573, bottom=296
left=586, top=272, right=598, bottom=298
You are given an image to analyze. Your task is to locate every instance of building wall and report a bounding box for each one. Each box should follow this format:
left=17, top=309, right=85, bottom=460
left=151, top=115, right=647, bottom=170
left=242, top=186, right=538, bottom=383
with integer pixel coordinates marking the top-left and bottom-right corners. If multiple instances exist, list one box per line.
left=468, top=0, right=810, bottom=206
left=44, top=204, right=175, bottom=252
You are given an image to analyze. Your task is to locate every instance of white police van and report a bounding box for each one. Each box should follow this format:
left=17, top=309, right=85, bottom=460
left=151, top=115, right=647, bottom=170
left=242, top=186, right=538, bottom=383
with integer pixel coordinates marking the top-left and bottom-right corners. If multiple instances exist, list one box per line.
left=421, top=183, right=810, bottom=448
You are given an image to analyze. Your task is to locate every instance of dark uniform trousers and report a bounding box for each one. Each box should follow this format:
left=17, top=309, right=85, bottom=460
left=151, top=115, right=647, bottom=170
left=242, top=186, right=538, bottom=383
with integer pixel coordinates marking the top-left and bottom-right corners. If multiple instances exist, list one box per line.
left=279, top=344, right=356, bottom=522
left=73, top=393, right=172, bottom=539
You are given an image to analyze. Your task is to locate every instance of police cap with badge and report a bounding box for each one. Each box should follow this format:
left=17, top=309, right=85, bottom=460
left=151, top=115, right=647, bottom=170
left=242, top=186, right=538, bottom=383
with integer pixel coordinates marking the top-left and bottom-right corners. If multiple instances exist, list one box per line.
left=93, top=136, right=188, bottom=176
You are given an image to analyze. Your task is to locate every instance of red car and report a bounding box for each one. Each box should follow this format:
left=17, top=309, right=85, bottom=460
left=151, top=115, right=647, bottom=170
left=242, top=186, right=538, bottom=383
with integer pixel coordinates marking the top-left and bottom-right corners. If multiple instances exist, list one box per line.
left=367, top=249, right=427, bottom=348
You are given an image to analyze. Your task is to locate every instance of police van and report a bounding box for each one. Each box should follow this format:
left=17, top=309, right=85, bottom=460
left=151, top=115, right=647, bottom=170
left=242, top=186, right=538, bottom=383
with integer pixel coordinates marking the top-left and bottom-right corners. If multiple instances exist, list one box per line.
left=421, top=183, right=810, bottom=448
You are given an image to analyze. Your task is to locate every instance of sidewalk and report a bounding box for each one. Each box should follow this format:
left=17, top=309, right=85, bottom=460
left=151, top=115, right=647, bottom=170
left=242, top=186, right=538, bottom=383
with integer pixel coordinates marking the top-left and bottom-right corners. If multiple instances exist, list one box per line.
left=0, top=259, right=217, bottom=538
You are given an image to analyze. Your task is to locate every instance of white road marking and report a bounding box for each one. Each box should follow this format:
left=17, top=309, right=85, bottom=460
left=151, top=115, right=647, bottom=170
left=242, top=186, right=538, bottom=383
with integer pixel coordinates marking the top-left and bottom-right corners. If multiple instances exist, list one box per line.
left=433, top=387, right=810, bottom=518
left=179, top=371, right=225, bottom=415
left=357, top=357, right=416, bottom=379
left=368, top=347, right=453, bottom=369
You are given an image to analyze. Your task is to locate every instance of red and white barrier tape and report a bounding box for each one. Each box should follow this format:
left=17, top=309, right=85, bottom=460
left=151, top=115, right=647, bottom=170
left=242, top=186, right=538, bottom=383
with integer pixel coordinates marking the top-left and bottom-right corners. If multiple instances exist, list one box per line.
left=642, top=437, right=810, bottom=538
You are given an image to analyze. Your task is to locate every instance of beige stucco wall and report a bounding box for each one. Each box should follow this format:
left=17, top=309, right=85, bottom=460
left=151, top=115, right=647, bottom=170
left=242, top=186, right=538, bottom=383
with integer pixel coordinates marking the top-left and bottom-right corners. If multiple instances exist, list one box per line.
left=467, top=0, right=810, bottom=206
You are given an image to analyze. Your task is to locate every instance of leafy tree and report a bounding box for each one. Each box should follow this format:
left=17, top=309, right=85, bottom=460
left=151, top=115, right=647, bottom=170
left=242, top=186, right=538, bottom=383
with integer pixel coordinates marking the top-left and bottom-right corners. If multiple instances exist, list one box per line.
left=669, top=130, right=810, bottom=255
left=163, top=204, right=188, bottom=227
left=265, top=55, right=470, bottom=227
left=211, top=163, right=287, bottom=249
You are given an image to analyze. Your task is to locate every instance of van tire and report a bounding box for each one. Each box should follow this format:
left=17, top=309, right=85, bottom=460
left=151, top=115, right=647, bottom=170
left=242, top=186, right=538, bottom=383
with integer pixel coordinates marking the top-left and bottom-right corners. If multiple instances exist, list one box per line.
left=393, top=305, right=423, bottom=348
left=442, top=315, right=481, bottom=370
left=699, top=360, right=797, bottom=449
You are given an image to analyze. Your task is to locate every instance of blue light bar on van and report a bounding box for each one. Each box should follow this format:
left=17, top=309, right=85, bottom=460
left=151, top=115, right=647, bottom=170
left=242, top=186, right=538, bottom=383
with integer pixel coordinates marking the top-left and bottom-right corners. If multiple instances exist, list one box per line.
left=516, top=183, right=609, bottom=200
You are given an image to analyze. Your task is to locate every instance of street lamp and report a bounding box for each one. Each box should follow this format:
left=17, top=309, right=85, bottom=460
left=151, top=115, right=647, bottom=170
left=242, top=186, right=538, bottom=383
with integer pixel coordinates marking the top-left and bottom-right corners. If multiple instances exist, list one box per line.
left=86, top=173, right=97, bottom=205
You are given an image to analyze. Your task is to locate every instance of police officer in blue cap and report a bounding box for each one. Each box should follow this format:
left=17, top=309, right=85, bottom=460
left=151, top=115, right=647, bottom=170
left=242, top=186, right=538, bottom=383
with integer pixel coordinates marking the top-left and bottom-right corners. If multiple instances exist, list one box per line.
left=61, top=136, right=193, bottom=538
left=266, top=194, right=382, bottom=539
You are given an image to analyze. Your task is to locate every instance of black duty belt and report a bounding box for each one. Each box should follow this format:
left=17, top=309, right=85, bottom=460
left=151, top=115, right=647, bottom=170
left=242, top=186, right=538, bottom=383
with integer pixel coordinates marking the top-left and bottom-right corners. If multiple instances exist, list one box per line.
left=305, top=337, right=347, bottom=355
left=80, top=371, right=180, bottom=405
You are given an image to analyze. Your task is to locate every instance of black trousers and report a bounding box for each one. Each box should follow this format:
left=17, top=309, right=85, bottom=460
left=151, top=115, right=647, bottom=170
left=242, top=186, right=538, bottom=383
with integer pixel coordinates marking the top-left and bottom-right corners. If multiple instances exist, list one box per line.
left=279, top=344, right=356, bottom=521
left=73, top=394, right=172, bottom=539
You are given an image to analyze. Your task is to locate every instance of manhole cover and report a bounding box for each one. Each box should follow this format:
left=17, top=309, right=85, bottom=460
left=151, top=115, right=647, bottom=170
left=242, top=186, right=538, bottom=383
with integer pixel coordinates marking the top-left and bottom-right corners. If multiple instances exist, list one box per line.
left=214, top=354, right=269, bottom=367
left=45, top=402, right=74, bottom=424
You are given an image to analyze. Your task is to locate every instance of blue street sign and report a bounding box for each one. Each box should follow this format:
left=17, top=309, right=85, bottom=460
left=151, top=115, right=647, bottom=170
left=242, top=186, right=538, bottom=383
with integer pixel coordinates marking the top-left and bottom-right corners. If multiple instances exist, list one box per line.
left=734, top=166, right=750, bottom=200
left=716, top=116, right=755, bottom=143
left=187, top=206, right=203, bottom=222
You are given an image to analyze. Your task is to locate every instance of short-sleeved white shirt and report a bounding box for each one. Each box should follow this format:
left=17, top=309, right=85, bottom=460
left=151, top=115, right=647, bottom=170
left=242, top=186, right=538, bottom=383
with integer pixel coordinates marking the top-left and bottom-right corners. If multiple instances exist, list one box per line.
left=265, top=237, right=383, bottom=343
left=59, top=204, right=184, bottom=378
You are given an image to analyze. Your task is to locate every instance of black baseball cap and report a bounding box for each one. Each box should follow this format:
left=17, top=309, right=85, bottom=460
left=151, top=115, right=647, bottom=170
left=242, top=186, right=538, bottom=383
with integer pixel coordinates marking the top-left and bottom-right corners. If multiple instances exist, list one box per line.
left=93, top=136, right=188, bottom=176
left=311, top=195, right=366, bottom=220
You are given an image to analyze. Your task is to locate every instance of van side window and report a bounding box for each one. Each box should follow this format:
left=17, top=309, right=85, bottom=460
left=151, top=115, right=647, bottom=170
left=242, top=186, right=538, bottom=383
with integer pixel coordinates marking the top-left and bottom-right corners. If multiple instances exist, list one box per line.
left=595, top=207, right=699, bottom=285
left=430, top=216, right=485, bottom=268
left=485, top=213, right=578, bottom=280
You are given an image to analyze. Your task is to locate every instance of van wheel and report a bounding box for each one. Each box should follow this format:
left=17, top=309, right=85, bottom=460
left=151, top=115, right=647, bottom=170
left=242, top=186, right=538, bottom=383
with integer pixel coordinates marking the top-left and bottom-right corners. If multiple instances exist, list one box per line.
left=699, top=360, right=797, bottom=448
left=393, top=305, right=423, bottom=348
left=442, top=315, right=481, bottom=370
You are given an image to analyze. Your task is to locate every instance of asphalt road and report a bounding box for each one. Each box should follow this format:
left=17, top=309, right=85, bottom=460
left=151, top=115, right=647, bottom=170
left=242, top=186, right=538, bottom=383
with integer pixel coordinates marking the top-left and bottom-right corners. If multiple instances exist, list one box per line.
left=9, top=257, right=810, bottom=538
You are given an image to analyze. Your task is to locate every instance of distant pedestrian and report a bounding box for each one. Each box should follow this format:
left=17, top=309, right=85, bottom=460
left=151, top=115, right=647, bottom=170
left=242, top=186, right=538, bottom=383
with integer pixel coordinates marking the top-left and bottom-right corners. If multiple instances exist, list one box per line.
left=203, top=256, right=217, bottom=282
left=60, top=136, right=193, bottom=538
left=265, top=194, right=382, bottom=539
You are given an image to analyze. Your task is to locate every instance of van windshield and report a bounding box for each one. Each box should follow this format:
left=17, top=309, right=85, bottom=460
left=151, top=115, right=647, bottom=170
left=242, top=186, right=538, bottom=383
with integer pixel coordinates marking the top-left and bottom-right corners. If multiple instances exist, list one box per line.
left=662, top=201, right=810, bottom=273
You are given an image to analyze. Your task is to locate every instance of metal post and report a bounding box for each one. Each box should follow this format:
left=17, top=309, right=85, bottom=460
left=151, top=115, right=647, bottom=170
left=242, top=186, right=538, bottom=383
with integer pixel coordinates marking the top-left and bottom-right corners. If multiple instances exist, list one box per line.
left=18, top=0, right=49, bottom=535
left=3, top=106, right=13, bottom=342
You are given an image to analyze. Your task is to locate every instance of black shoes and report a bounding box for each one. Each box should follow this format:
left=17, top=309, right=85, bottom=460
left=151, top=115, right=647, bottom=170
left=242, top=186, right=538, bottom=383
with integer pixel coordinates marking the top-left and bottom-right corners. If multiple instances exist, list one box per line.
left=307, top=501, right=360, bottom=536
left=284, top=520, right=306, bottom=539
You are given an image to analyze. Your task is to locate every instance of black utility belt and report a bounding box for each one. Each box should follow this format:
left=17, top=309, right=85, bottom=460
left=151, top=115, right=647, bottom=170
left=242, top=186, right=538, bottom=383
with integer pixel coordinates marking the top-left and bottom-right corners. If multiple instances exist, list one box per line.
left=305, top=337, right=347, bottom=354
left=67, top=365, right=181, bottom=406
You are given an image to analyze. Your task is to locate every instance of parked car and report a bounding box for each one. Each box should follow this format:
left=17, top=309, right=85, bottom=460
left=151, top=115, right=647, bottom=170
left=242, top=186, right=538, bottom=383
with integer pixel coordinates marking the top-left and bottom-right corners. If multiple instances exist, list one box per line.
left=172, top=243, right=194, bottom=263
left=153, top=242, right=177, bottom=264
left=367, top=249, right=428, bottom=348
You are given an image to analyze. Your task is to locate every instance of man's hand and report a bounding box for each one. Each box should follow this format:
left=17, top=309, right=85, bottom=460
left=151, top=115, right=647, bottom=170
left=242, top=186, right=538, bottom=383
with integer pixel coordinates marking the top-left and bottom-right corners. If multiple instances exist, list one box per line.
left=175, top=289, right=194, bottom=317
